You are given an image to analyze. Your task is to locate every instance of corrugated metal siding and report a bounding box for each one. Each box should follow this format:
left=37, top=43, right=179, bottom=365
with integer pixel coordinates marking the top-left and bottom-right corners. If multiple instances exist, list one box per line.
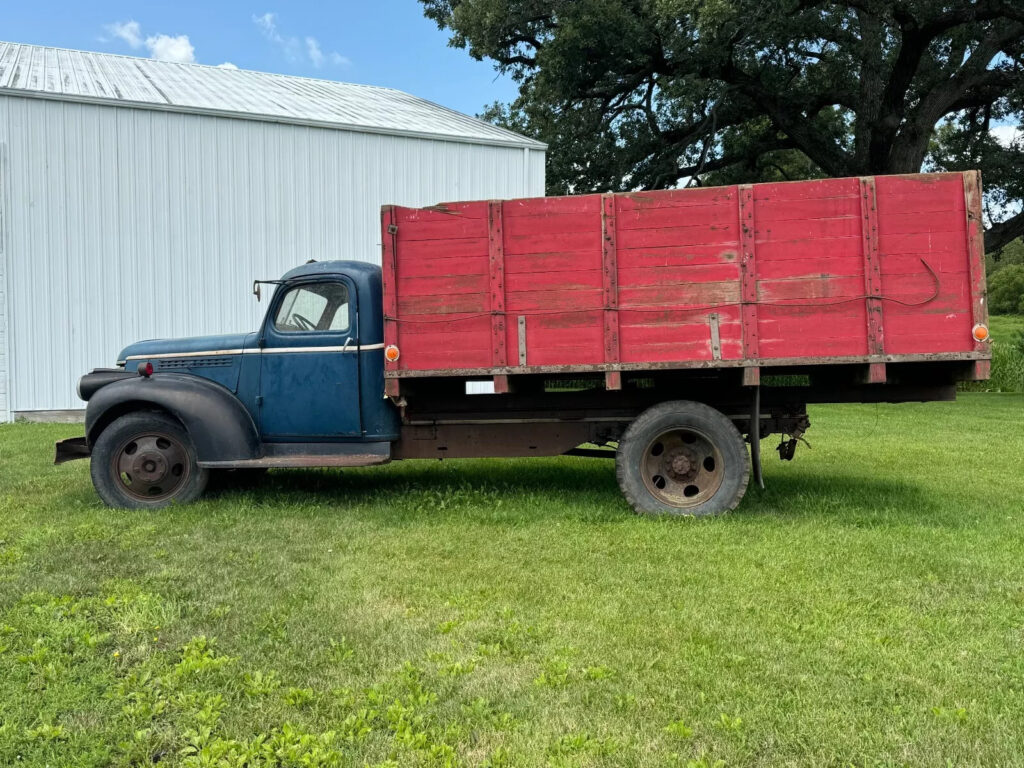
left=0, top=141, right=8, bottom=421
left=0, top=42, right=545, bottom=150
left=0, top=95, right=546, bottom=415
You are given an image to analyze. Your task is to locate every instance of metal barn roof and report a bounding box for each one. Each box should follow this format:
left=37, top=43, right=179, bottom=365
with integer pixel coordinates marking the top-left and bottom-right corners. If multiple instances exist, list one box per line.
left=0, top=42, right=545, bottom=149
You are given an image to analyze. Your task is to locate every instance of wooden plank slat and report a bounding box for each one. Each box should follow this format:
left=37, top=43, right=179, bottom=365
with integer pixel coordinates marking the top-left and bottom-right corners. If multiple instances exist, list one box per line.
left=488, top=201, right=507, bottom=367
left=859, top=177, right=885, bottom=383
left=602, top=193, right=620, bottom=369
left=737, top=184, right=758, bottom=366
left=962, top=170, right=989, bottom=352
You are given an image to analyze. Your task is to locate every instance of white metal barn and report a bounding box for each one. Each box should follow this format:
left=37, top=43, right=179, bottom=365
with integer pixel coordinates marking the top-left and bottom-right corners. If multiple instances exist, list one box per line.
left=0, top=42, right=546, bottom=420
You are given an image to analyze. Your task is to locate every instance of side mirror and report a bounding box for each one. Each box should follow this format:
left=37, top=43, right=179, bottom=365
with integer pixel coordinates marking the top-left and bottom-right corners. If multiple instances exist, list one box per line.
left=252, top=281, right=261, bottom=301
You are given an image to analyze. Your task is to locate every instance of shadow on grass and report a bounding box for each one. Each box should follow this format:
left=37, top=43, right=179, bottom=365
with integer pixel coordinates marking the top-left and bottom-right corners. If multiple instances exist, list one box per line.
left=744, top=471, right=945, bottom=525
left=204, top=457, right=946, bottom=527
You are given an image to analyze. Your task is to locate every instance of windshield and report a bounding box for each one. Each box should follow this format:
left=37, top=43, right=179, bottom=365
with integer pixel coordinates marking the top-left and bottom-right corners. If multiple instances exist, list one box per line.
left=273, top=282, right=350, bottom=333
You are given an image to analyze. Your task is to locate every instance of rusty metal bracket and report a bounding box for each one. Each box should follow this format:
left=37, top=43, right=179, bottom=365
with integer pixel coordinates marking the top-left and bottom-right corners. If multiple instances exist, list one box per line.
left=749, top=385, right=764, bottom=490
left=517, top=315, right=528, bottom=366
left=709, top=313, right=722, bottom=361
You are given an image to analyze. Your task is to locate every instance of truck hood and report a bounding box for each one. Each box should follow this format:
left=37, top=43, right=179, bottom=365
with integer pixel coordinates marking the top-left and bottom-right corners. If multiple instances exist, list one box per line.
left=118, top=333, right=256, bottom=363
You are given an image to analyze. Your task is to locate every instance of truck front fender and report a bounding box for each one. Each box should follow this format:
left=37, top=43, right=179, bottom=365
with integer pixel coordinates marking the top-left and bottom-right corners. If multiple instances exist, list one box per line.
left=85, top=374, right=261, bottom=462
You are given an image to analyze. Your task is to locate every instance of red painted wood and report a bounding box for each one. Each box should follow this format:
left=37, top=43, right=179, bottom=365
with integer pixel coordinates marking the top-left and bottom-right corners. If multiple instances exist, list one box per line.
left=384, top=173, right=985, bottom=378
left=738, top=185, right=758, bottom=361
left=962, top=170, right=989, bottom=352
left=859, top=177, right=885, bottom=360
left=616, top=187, right=735, bottom=211
left=488, top=201, right=507, bottom=367
left=381, top=206, right=400, bottom=382
left=503, top=195, right=600, bottom=217
left=602, top=194, right=620, bottom=367
left=751, top=177, right=859, bottom=201
left=617, top=203, right=738, bottom=231
left=755, top=235, right=862, bottom=262
left=616, top=244, right=740, bottom=269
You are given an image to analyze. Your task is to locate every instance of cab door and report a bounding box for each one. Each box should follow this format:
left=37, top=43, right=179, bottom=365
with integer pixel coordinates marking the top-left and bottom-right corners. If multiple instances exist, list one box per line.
left=258, top=278, right=361, bottom=439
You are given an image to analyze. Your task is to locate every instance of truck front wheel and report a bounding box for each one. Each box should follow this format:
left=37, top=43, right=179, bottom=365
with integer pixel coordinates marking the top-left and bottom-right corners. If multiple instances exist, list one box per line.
left=90, top=411, right=209, bottom=509
left=616, top=401, right=749, bottom=516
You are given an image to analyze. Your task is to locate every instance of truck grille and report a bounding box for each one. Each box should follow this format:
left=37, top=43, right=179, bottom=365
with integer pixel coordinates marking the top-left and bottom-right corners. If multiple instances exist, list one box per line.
left=156, top=356, right=235, bottom=370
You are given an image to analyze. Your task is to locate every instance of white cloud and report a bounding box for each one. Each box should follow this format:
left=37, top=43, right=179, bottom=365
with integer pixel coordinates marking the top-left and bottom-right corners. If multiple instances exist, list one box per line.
left=217, top=62, right=239, bottom=70
left=108, top=20, right=143, bottom=49
left=253, top=12, right=281, bottom=44
left=105, top=20, right=196, bottom=64
left=145, top=34, right=195, bottom=64
left=254, top=12, right=348, bottom=68
left=305, top=37, right=324, bottom=67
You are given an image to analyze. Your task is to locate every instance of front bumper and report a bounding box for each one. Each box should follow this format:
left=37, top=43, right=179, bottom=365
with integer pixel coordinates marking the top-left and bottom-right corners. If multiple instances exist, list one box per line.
left=55, top=436, right=90, bottom=464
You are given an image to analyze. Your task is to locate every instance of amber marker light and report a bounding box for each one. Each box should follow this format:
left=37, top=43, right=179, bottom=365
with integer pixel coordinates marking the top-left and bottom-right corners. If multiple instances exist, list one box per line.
left=972, top=324, right=990, bottom=342
left=384, top=345, right=401, bottom=362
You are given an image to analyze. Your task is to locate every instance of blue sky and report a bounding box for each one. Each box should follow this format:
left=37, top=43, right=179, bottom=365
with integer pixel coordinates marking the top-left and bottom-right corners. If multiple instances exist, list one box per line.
left=1, top=1, right=519, bottom=118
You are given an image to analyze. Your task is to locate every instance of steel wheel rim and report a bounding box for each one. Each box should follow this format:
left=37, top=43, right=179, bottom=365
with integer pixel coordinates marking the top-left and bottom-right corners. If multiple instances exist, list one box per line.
left=641, top=427, right=725, bottom=509
left=111, top=431, right=190, bottom=502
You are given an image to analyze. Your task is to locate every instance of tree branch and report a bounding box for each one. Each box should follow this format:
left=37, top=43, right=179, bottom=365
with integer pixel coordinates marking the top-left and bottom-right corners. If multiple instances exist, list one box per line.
left=986, top=210, right=1024, bottom=253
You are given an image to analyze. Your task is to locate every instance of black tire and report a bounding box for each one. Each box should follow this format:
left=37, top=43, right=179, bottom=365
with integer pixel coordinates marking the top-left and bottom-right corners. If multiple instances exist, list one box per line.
left=616, top=400, right=749, bottom=517
left=90, top=411, right=209, bottom=509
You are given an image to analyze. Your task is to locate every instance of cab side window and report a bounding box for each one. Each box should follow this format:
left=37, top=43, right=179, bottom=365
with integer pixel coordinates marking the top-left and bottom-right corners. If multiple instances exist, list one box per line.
left=274, top=282, right=350, bottom=333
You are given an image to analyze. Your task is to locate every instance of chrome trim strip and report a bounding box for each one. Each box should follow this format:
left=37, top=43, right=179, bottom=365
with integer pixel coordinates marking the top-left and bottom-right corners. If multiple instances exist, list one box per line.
left=124, top=342, right=385, bottom=361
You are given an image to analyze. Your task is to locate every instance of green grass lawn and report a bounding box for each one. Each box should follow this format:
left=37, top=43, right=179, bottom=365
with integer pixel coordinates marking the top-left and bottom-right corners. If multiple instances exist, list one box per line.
left=1, top=394, right=1023, bottom=767
left=962, top=316, right=1024, bottom=393
left=990, top=315, right=1024, bottom=338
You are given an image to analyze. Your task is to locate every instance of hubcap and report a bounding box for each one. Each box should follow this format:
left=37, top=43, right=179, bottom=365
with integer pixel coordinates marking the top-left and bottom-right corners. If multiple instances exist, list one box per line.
left=112, top=432, right=189, bottom=501
left=642, top=427, right=725, bottom=508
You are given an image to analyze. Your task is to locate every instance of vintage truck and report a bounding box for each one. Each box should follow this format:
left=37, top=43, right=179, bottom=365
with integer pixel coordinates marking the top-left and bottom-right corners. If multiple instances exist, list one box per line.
left=56, top=171, right=991, bottom=516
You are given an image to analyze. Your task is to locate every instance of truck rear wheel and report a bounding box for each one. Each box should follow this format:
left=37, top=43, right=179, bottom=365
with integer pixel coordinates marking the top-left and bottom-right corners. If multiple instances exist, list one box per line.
left=90, top=411, right=209, bottom=509
left=616, top=401, right=749, bottom=516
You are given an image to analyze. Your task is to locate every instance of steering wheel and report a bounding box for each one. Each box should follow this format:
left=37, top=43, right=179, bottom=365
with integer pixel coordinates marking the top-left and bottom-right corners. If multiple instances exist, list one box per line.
left=292, top=313, right=316, bottom=331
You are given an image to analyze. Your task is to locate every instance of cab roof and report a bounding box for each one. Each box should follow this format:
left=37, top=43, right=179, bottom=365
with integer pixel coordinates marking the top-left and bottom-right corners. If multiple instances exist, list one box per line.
left=280, top=260, right=382, bottom=282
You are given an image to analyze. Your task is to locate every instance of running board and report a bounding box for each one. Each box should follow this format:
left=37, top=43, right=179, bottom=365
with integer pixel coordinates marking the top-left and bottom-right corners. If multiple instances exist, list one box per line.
left=199, top=441, right=391, bottom=469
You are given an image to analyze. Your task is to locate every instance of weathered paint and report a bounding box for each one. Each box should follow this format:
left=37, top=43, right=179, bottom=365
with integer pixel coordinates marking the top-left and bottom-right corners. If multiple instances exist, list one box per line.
left=488, top=201, right=507, bottom=367
left=962, top=169, right=989, bottom=352
left=737, top=184, right=759, bottom=382
left=383, top=173, right=988, bottom=380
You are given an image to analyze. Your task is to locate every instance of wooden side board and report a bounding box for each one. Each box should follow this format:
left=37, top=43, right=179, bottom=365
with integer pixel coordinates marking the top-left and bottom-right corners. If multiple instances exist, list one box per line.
left=380, top=173, right=988, bottom=390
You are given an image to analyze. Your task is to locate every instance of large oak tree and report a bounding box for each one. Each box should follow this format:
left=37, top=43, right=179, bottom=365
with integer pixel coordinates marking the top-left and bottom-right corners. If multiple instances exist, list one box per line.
left=421, top=0, right=1024, bottom=252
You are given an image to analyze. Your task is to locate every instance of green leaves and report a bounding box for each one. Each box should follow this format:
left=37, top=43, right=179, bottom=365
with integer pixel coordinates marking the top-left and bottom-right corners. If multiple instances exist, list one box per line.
left=423, top=0, right=1023, bottom=249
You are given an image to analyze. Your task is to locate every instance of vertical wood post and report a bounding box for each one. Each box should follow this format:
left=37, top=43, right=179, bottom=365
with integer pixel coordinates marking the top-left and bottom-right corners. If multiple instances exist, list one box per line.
left=737, top=185, right=759, bottom=383
left=488, top=201, right=507, bottom=369
left=601, top=193, right=621, bottom=390
left=381, top=205, right=401, bottom=397
left=962, top=170, right=989, bottom=353
left=859, top=177, right=886, bottom=383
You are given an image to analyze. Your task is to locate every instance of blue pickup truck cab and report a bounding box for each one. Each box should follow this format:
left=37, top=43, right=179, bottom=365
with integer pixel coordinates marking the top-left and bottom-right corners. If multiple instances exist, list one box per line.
left=58, top=261, right=405, bottom=508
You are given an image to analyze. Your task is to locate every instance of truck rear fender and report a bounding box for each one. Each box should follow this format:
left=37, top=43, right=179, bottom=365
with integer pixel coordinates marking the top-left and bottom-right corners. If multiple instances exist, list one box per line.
left=85, top=374, right=261, bottom=462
